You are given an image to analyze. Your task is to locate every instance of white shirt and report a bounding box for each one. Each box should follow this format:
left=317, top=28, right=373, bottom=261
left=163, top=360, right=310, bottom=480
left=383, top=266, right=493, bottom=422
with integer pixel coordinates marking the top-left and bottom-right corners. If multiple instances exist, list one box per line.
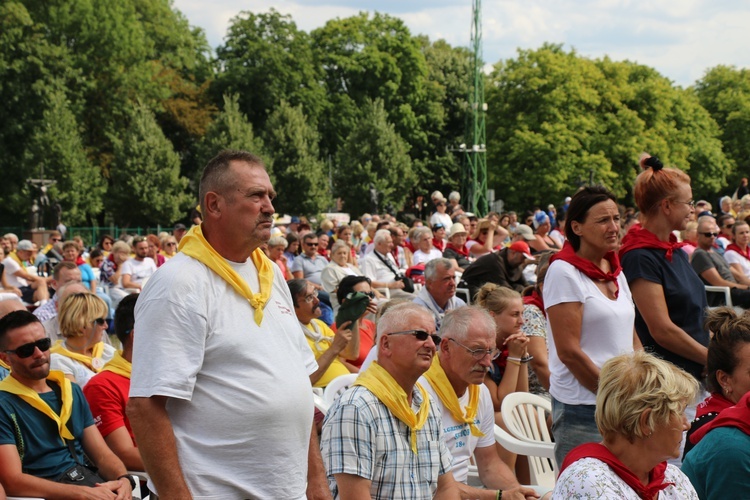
left=723, top=249, right=750, bottom=280
left=360, top=251, right=400, bottom=285
left=412, top=248, right=443, bottom=265
left=2, top=257, right=27, bottom=288
left=120, top=257, right=156, bottom=286
left=544, top=260, right=635, bottom=405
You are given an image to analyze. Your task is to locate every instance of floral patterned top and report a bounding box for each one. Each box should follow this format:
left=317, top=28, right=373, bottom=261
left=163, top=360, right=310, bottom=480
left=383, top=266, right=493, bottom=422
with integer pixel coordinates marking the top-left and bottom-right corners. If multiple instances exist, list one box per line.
left=552, top=457, right=698, bottom=499
left=522, top=303, right=549, bottom=397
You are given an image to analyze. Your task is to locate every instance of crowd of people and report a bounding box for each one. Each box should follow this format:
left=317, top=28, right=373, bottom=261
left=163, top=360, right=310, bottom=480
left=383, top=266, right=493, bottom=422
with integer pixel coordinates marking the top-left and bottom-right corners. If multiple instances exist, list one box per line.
left=0, top=149, right=748, bottom=499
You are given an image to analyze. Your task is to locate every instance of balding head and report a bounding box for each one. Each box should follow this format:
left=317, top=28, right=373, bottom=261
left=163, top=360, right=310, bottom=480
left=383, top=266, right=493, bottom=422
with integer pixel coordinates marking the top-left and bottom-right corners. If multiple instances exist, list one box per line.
left=55, top=283, right=89, bottom=311
left=0, top=299, right=25, bottom=319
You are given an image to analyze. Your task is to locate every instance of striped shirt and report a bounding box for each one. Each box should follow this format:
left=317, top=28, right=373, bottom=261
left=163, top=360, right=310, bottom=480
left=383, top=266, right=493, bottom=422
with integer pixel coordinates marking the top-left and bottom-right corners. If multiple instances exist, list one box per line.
left=321, top=384, right=453, bottom=499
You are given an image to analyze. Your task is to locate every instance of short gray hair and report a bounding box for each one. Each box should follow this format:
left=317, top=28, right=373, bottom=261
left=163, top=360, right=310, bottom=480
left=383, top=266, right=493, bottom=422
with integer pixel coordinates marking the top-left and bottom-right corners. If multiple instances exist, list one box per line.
left=199, top=150, right=265, bottom=215
left=424, top=258, right=453, bottom=281
left=449, top=191, right=460, bottom=202
left=439, top=306, right=495, bottom=343
left=412, top=227, right=433, bottom=244
left=376, top=302, right=433, bottom=343
left=330, top=240, right=349, bottom=254
left=373, top=229, right=392, bottom=245
left=267, top=236, right=288, bottom=249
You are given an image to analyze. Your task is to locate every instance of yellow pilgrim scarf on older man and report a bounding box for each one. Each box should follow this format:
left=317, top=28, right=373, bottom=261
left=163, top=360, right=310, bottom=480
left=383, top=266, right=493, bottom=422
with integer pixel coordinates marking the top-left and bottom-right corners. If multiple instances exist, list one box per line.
left=354, top=361, right=430, bottom=454
left=101, top=351, right=131, bottom=379
left=423, top=355, right=484, bottom=437
left=179, top=225, right=273, bottom=326
left=0, top=370, right=74, bottom=441
left=51, top=341, right=105, bottom=372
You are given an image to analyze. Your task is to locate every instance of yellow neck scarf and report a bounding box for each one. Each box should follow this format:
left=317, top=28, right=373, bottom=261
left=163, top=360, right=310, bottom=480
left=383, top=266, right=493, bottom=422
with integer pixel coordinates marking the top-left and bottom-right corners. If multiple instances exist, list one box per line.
left=423, top=354, right=484, bottom=437
left=9, top=251, right=24, bottom=267
left=0, top=358, right=9, bottom=371
left=51, top=341, right=105, bottom=372
left=0, top=370, right=74, bottom=442
left=179, top=225, right=274, bottom=326
left=354, top=361, right=430, bottom=454
left=101, top=351, right=131, bottom=379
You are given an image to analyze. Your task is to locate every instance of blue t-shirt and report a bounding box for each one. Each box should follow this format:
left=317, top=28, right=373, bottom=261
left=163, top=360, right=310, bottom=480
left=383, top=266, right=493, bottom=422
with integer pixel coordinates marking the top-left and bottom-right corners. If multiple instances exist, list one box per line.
left=0, top=380, right=94, bottom=478
left=682, top=427, right=750, bottom=499
left=621, top=247, right=709, bottom=380
left=78, top=263, right=96, bottom=291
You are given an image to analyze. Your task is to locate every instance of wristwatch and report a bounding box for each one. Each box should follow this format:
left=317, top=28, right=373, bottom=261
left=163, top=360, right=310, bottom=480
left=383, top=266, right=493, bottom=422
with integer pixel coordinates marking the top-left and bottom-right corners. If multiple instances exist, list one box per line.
left=118, top=474, right=137, bottom=490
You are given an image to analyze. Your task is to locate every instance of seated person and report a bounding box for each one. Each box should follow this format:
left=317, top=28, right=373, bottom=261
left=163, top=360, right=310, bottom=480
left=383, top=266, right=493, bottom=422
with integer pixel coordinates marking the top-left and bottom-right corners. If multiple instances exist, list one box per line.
left=1, top=240, right=49, bottom=304
left=40, top=282, right=90, bottom=344
left=50, top=293, right=116, bottom=388
left=62, top=241, right=97, bottom=292
left=320, top=302, right=459, bottom=498
left=0, top=311, right=133, bottom=499
left=683, top=306, right=750, bottom=457
left=83, top=294, right=143, bottom=471
left=288, top=279, right=357, bottom=388
left=32, top=261, right=81, bottom=323
left=412, top=227, right=444, bottom=266
left=360, top=229, right=414, bottom=298
left=462, top=241, right=533, bottom=298
left=0, top=300, right=26, bottom=380
left=332, top=275, right=378, bottom=369
left=99, top=240, right=133, bottom=306
left=120, top=236, right=157, bottom=291
left=553, top=351, right=699, bottom=499
left=413, top=258, right=466, bottom=330
left=321, top=240, right=367, bottom=315
left=443, top=223, right=471, bottom=270
left=723, top=220, right=750, bottom=284
left=422, top=307, right=538, bottom=499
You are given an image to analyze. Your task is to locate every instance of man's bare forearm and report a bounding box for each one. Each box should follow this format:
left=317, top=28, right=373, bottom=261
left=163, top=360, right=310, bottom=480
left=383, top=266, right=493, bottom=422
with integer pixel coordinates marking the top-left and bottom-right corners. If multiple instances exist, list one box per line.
left=127, top=396, right=192, bottom=499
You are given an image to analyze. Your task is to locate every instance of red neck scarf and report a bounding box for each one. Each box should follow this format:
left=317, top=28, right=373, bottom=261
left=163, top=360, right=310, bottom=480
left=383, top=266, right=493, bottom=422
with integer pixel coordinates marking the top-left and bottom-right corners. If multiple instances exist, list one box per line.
left=432, top=237, right=445, bottom=252
left=446, top=242, right=469, bottom=257
left=695, top=392, right=734, bottom=421
left=726, top=243, right=750, bottom=261
left=691, top=391, right=750, bottom=444
left=404, top=241, right=415, bottom=253
left=560, top=443, right=673, bottom=499
left=75, top=255, right=85, bottom=266
left=550, top=241, right=621, bottom=298
left=619, top=225, right=686, bottom=262
left=390, top=246, right=401, bottom=263
left=523, top=289, right=546, bottom=318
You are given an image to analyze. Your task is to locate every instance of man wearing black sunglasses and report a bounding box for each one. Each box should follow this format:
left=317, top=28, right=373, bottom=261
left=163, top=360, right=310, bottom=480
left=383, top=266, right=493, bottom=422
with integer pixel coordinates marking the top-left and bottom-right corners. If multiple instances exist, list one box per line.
left=0, top=311, right=133, bottom=498
left=421, top=307, right=539, bottom=499
left=692, top=216, right=750, bottom=308
left=321, top=302, right=460, bottom=498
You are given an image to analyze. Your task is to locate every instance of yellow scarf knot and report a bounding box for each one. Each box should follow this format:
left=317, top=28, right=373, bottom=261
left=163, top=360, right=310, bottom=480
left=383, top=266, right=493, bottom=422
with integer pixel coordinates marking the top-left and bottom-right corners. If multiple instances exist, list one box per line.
left=0, top=370, right=74, bottom=442
left=51, top=341, right=105, bottom=372
left=423, top=354, right=484, bottom=437
left=101, top=351, right=131, bottom=379
left=179, top=225, right=274, bottom=326
left=354, top=361, right=430, bottom=454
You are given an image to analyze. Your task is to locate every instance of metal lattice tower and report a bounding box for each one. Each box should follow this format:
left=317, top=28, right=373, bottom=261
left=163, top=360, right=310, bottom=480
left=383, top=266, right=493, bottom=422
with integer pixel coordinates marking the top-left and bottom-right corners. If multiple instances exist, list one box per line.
left=462, top=0, right=488, bottom=216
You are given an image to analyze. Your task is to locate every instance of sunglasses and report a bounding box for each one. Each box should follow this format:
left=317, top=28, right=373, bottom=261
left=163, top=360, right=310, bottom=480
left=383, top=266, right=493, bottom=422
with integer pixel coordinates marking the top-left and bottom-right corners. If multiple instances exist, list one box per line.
left=94, top=318, right=107, bottom=326
left=165, top=242, right=177, bottom=247
left=306, top=242, right=319, bottom=247
left=387, top=329, right=441, bottom=345
left=700, top=232, right=719, bottom=238
left=4, top=338, right=51, bottom=358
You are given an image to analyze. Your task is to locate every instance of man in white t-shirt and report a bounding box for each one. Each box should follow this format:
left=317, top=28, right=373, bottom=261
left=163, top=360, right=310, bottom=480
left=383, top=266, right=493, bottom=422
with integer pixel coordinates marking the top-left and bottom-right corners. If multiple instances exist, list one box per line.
left=2, top=240, right=49, bottom=304
left=360, top=229, right=413, bottom=298
left=421, top=306, right=537, bottom=500
left=120, top=237, right=156, bottom=291
left=127, top=150, right=329, bottom=499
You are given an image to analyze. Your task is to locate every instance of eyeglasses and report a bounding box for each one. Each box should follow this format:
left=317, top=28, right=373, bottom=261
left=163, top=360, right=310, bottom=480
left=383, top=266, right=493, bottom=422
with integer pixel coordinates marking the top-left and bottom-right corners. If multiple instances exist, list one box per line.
left=4, top=338, right=51, bottom=358
left=94, top=318, right=107, bottom=326
left=700, top=232, right=719, bottom=238
left=387, top=329, right=441, bottom=345
left=50, top=238, right=60, bottom=242
left=303, top=290, right=318, bottom=303
left=449, top=338, right=501, bottom=360
left=165, top=242, right=177, bottom=247
left=674, top=199, right=695, bottom=209
left=725, top=224, right=734, bottom=229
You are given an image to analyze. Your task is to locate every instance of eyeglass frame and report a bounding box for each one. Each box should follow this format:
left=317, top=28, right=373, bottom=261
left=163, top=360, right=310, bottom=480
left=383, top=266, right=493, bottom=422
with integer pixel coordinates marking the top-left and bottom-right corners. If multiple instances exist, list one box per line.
left=699, top=232, right=719, bottom=238
left=4, top=338, right=52, bottom=358
left=387, top=329, right=441, bottom=345
left=303, top=289, right=319, bottom=303
left=674, top=199, right=695, bottom=209
left=448, top=338, right=501, bottom=360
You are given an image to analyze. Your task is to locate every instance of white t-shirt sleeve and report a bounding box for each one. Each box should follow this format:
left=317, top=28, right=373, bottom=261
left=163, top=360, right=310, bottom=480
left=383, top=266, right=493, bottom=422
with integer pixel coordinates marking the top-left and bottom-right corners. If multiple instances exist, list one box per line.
left=120, top=260, right=134, bottom=276
left=543, top=261, right=585, bottom=309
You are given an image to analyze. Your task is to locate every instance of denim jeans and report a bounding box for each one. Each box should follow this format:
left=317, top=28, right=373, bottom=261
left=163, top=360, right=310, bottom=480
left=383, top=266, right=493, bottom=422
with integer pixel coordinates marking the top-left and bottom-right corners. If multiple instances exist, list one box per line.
left=551, top=396, right=601, bottom=467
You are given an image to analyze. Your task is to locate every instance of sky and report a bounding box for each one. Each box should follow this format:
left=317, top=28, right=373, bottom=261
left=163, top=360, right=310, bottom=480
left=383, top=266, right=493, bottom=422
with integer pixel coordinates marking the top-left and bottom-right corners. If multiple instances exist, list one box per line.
left=172, top=0, right=750, bottom=88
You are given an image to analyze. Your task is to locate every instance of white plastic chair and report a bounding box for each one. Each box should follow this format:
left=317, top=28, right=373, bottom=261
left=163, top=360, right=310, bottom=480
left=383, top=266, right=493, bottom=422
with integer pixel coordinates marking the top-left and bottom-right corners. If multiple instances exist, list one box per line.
left=313, top=392, right=330, bottom=415
left=494, top=424, right=557, bottom=489
left=499, top=392, right=557, bottom=488
left=455, top=287, right=471, bottom=304
left=323, top=373, right=358, bottom=407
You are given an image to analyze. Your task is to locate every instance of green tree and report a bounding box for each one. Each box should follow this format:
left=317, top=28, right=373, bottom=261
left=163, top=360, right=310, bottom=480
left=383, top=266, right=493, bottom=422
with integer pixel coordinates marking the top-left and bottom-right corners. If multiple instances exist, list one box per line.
left=25, top=87, right=105, bottom=225
left=194, top=94, right=268, bottom=185
left=108, top=102, right=191, bottom=225
left=213, top=9, right=326, bottom=132
left=694, top=65, right=750, bottom=187
left=334, top=99, right=415, bottom=216
left=265, top=101, right=329, bottom=216
left=485, top=44, right=731, bottom=209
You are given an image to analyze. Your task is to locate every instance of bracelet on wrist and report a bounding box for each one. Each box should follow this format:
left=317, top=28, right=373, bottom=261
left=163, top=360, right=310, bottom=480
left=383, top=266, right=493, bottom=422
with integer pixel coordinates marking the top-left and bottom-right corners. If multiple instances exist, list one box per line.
left=496, top=489, right=503, bottom=500
left=507, top=359, right=521, bottom=366
left=117, top=474, right=136, bottom=490
left=520, top=355, right=534, bottom=363
left=506, top=356, right=522, bottom=362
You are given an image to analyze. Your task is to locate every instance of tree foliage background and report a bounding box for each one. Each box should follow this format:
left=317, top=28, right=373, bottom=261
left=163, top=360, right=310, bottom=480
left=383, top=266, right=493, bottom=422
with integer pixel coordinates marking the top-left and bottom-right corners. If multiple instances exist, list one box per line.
left=1, top=2, right=747, bottom=228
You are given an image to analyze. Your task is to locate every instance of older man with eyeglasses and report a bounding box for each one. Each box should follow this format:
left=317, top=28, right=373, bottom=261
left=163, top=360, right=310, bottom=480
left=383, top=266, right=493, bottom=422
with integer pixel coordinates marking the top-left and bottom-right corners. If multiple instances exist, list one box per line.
left=420, top=306, right=539, bottom=500
left=288, top=279, right=357, bottom=388
left=321, top=302, right=460, bottom=499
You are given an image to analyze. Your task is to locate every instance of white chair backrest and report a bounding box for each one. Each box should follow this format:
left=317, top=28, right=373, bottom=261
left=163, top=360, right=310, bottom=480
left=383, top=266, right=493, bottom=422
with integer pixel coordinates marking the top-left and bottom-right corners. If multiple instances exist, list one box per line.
left=494, top=424, right=557, bottom=489
left=323, top=373, right=359, bottom=406
left=500, top=392, right=557, bottom=488
left=313, top=392, right=330, bottom=415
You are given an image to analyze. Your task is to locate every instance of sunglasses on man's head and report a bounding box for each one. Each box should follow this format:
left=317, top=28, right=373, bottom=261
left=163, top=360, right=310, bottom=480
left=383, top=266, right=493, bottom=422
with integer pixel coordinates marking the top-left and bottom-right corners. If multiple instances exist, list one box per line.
left=4, top=338, right=51, bottom=358
left=387, top=329, right=441, bottom=345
